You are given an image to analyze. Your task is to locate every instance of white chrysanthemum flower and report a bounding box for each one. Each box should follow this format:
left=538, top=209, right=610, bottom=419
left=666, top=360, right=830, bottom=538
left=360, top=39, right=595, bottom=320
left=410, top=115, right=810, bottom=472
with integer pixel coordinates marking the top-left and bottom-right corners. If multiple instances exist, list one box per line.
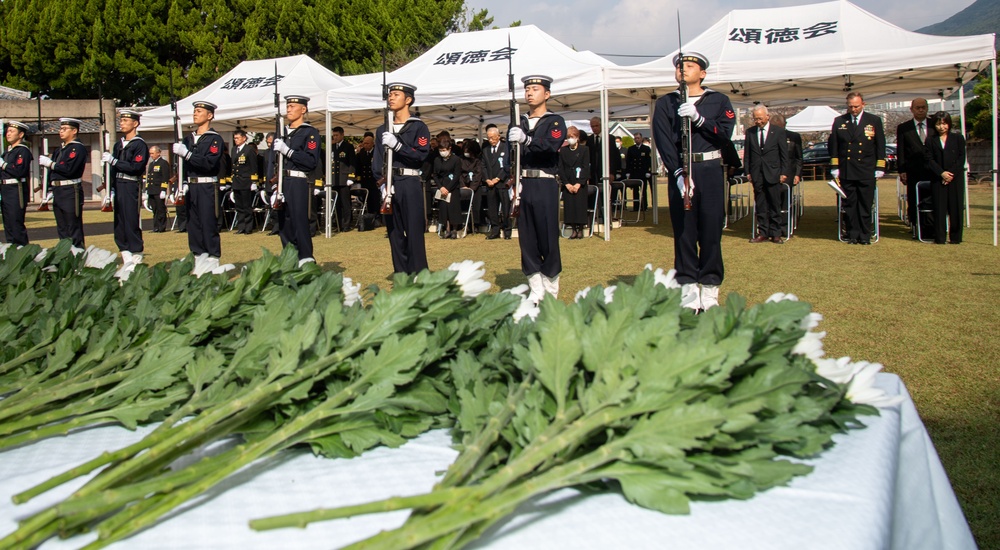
left=846, top=361, right=904, bottom=408
left=512, top=298, right=540, bottom=322
left=766, top=292, right=799, bottom=303
left=813, top=356, right=855, bottom=385
left=644, top=264, right=681, bottom=289
left=82, top=246, right=119, bottom=270
left=792, top=330, right=826, bottom=361
left=603, top=285, right=617, bottom=303
left=0, top=243, right=11, bottom=258
left=447, top=260, right=491, bottom=299
left=34, top=249, right=48, bottom=263
left=801, top=311, right=823, bottom=330
left=574, top=287, right=592, bottom=302
left=342, top=276, right=362, bottom=307
left=503, top=284, right=530, bottom=298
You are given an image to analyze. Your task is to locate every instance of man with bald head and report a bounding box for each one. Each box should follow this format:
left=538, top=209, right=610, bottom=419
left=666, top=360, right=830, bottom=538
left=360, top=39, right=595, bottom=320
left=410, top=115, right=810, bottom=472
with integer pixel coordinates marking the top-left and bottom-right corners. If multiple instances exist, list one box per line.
left=896, top=98, right=932, bottom=238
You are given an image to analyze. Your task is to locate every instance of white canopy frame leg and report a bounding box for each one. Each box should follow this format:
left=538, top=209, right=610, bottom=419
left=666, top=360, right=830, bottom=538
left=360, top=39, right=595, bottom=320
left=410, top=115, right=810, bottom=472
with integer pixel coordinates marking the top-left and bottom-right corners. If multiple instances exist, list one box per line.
left=959, top=83, right=969, bottom=227
left=993, top=58, right=998, bottom=247
left=325, top=110, right=333, bottom=238
left=649, top=100, right=659, bottom=226
left=601, top=87, right=611, bottom=241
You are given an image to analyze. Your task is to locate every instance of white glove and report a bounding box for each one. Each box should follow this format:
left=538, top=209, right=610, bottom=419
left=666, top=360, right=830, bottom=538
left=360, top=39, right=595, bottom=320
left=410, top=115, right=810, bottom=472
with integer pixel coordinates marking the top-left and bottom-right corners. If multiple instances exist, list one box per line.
left=645, top=172, right=651, bottom=178
left=159, top=190, right=166, bottom=200
left=382, top=132, right=400, bottom=151
left=260, top=190, right=268, bottom=203
left=347, top=179, right=355, bottom=186
left=181, top=184, right=189, bottom=194
left=251, top=183, right=258, bottom=192
left=38, top=155, right=54, bottom=168
left=273, top=139, right=291, bottom=157
left=676, top=175, right=686, bottom=195
left=172, top=143, right=190, bottom=159
left=875, top=170, right=884, bottom=179
left=507, top=127, right=527, bottom=144
left=678, top=102, right=705, bottom=126
left=143, top=195, right=150, bottom=211
left=830, top=169, right=840, bottom=179
left=101, top=152, right=114, bottom=165
left=313, top=188, right=322, bottom=196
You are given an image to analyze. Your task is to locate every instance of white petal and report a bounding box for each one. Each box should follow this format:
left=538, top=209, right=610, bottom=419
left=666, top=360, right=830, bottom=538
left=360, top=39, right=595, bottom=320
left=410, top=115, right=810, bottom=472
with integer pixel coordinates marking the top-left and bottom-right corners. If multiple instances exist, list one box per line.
left=512, top=299, right=540, bottom=322
left=603, top=285, right=617, bottom=304
left=766, top=292, right=799, bottom=303
left=0, top=243, right=11, bottom=258
left=503, top=284, right=530, bottom=298
left=792, top=330, right=826, bottom=361
left=574, top=287, right=592, bottom=302
left=644, top=264, right=681, bottom=289
left=447, top=260, right=490, bottom=298
left=342, top=276, right=363, bottom=307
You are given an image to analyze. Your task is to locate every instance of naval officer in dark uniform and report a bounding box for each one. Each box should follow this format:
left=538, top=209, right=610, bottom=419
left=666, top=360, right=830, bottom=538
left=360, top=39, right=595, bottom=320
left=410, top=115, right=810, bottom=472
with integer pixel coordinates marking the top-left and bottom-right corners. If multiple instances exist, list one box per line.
left=375, top=82, right=431, bottom=274
left=103, top=110, right=148, bottom=268
left=828, top=92, right=885, bottom=245
left=272, top=95, right=322, bottom=264
left=1, top=121, right=33, bottom=246
left=652, top=52, right=735, bottom=311
left=38, top=118, right=89, bottom=248
left=231, top=129, right=258, bottom=234
left=172, top=101, right=224, bottom=267
left=507, top=75, right=566, bottom=301
left=146, top=146, right=171, bottom=232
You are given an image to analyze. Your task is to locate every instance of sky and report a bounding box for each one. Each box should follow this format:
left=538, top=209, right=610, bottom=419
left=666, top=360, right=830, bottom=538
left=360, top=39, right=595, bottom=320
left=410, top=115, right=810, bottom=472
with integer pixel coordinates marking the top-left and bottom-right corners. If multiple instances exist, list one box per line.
left=464, top=0, right=976, bottom=65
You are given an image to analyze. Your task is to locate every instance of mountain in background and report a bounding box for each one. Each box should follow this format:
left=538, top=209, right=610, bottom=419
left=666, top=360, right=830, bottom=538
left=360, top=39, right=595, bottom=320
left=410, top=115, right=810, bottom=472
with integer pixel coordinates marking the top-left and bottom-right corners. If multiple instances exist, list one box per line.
left=916, top=0, right=1000, bottom=49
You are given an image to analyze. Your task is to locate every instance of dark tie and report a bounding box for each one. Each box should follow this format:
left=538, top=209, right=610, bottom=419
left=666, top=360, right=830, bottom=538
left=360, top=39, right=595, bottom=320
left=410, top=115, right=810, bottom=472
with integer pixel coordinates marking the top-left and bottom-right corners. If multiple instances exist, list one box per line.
left=852, top=116, right=858, bottom=126
left=759, top=128, right=765, bottom=147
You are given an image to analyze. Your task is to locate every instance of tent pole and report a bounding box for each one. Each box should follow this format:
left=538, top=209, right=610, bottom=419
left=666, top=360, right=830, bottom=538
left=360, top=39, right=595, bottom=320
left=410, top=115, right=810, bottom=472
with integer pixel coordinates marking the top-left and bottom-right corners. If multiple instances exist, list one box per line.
left=992, top=58, right=997, bottom=246
left=325, top=109, right=332, bottom=238
left=649, top=99, right=659, bottom=225
left=601, top=86, right=611, bottom=241
left=959, top=83, right=970, bottom=227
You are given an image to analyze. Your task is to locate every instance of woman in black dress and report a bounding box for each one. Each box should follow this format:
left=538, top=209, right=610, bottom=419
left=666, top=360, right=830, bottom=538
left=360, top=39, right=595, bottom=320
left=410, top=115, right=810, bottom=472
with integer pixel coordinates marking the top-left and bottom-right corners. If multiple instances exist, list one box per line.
left=432, top=143, right=463, bottom=238
left=926, top=111, right=965, bottom=244
left=558, top=126, right=591, bottom=239
left=460, top=139, right=485, bottom=232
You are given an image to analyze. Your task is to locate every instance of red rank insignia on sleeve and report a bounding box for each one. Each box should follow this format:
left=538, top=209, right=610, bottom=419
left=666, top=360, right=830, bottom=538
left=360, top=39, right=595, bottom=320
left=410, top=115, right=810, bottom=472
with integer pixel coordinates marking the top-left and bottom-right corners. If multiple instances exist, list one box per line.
left=135, top=154, right=144, bottom=162
left=210, top=145, right=219, bottom=154
left=69, top=151, right=76, bottom=159
left=307, top=141, right=317, bottom=150
left=17, top=157, right=23, bottom=165
left=551, top=129, right=562, bottom=139
left=725, top=110, right=735, bottom=119
left=418, top=136, right=428, bottom=146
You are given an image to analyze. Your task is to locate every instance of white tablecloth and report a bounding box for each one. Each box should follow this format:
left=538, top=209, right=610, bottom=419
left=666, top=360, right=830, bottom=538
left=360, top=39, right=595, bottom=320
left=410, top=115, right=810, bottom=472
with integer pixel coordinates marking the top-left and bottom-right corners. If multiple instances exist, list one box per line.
left=0, top=373, right=976, bottom=549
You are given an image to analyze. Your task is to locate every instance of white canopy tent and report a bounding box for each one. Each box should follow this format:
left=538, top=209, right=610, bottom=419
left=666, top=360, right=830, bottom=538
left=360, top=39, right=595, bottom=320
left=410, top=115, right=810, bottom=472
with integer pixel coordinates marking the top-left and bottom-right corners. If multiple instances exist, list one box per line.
left=786, top=106, right=841, bottom=133
left=602, top=0, right=996, bottom=243
left=140, top=55, right=351, bottom=132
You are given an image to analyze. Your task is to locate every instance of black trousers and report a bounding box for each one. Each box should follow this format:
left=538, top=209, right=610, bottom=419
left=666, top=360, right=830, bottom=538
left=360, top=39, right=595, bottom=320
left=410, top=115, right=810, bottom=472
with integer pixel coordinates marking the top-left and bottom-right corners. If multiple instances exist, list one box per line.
left=149, top=191, right=168, bottom=232
left=334, top=185, right=352, bottom=230
left=471, top=187, right=487, bottom=227
left=387, top=176, right=428, bottom=274
left=234, top=188, right=254, bottom=232
left=113, top=180, right=143, bottom=253
left=668, top=160, right=725, bottom=286
left=280, top=178, right=313, bottom=260
left=932, top=179, right=964, bottom=244
left=175, top=200, right=188, bottom=231
left=52, top=185, right=85, bottom=248
left=0, top=182, right=29, bottom=245
left=486, top=185, right=511, bottom=237
left=752, top=179, right=784, bottom=238
left=518, top=177, right=561, bottom=278
left=842, top=178, right=875, bottom=243
left=187, top=183, right=221, bottom=257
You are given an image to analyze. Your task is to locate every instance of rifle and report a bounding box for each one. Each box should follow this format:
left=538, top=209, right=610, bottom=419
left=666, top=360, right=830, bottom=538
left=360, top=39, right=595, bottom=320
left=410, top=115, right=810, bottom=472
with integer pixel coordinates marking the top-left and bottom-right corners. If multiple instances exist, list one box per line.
left=379, top=41, right=394, bottom=215
left=35, top=94, right=51, bottom=211
left=507, top=34, right=521, bottom=219
left=271, top=62, right=285, bottom=210
left=168, top=68, right=185, bottom=206
left=99, top=85, right=113, bottom=213
left=677, top=12, right=693, bottom=211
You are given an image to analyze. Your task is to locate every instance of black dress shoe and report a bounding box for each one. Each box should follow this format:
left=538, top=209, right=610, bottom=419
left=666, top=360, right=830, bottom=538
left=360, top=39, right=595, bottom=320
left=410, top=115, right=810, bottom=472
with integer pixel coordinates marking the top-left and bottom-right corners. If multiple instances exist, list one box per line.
left=267, top=229, right=279, bottom=235
left=503, top=234, right=512, bottom=240
left=486, top=234, right=500, bottom=240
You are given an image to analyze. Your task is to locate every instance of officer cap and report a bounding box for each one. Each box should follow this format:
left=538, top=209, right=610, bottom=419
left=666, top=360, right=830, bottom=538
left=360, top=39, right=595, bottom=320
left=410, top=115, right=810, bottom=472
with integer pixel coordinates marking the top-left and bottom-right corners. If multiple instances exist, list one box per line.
left=387, top=83, right=416, bottom=98
left=672, top=52, right=709, bottom=70
left=285, top=95, right=310, bottom=105
left=59, top=118, right=83, bottom=129
left=521, top=75, right=553, bottom=90
left=120, top=110, right=141, bottom=121
left=193, top=101, right=217, bottom=113
left=5, top=121, right=30, bottom=133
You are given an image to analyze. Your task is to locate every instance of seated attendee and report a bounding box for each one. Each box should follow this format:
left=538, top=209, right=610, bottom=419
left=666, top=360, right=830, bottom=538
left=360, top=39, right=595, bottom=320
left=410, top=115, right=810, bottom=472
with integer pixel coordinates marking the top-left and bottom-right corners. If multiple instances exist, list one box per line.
left=926, top=111, right=966, bottom=245
left=432, top=142, right=463, bottom=238
left=558, top=126, right=591, bottom=239
left=461, top=139, right=486, bottom=231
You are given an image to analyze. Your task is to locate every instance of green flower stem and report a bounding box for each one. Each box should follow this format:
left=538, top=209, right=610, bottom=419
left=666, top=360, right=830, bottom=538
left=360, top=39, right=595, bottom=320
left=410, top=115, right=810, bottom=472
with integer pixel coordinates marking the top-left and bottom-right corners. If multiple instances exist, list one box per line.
left=0, top=410, right=115, bottom=451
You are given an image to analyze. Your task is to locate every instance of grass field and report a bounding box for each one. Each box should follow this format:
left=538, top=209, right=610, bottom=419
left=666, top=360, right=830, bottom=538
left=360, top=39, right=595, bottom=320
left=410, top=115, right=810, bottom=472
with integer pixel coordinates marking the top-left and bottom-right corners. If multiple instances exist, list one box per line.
left=16, top=178, right=1000, bottom=547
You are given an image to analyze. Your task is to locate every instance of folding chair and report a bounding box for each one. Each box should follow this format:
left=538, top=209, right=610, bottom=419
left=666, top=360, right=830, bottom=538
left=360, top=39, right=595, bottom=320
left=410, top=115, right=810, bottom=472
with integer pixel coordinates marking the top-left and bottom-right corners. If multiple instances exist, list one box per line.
left=616, top=178, right=645, bottom=224
left=837, top=183, right=879, bottom=243
left=896, top=175, right=908, bottom=224
left=457, top=188, right=474, bottom=238
left=914, top=180, right=941, bottom=243
left=350, top=186, right=368, bottom=230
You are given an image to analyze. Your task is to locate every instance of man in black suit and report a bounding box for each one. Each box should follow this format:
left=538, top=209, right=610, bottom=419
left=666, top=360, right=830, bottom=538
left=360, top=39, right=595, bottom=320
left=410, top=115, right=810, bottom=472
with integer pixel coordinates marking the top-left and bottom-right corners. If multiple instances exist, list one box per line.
left=625, top=133, right=652, bottom=211
left=744, top=105, right=788, bottom=243
left=589, top=117, right=622, bottom=219
left=231, top=129, right=258, bottom=234
left=330, top=126, right=356, bottom=231
left=896, top=98, right=932, bottom=238
left=829, top=92, right=886, bottom=245
left=482, top=126, right=511, bottom=240
left=770, top=113, right=802, bottom=238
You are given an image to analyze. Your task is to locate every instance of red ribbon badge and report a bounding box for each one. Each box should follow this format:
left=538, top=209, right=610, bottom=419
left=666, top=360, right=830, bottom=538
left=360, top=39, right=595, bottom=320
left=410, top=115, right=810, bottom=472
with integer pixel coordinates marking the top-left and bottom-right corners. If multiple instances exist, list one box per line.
left=551, top=129, right=562, bottom=139
left=725, top=110, right=735, bottom=119
left=210, top=145, right=219, bottom=154
left=418, top=136, right=428, bottom=146
left=308, top=141, right=317, bottom=150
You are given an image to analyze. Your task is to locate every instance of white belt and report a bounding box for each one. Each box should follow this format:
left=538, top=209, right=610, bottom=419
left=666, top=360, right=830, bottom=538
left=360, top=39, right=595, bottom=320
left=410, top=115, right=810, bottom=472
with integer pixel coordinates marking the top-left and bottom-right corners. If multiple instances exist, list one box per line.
left=116, top=174, right=139, bottom=181
left=692, top=150, right=722, bottom=162
left=2, top=178, right=26, bottom=185
left=393, top=168, right=421, bottom=177
left=50, top=179, right=82, bottom=186
left=521, top=169, right=556, bottom=179
left=284, top=170, right=308, bottom=178
left=186, top=177, right=219, bottom=184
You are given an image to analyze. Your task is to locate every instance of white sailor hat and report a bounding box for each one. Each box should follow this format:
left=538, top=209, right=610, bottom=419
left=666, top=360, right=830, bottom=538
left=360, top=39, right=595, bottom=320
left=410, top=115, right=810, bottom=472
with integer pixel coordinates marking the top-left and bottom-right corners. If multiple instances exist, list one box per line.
left=285, top=95, right=310, bottom=105
left=521, top=75, right=553, bottom=90
left=192, top=101, right=217, bottom=113
left=387, top=83, right=416, bottom=97
left=672, top=52, right=709, bottom=70
left=120, top=110, right=141, bottom=121
left=5, top=120, right=30, bottom=133
left=59, top=117, right=83, bottom=129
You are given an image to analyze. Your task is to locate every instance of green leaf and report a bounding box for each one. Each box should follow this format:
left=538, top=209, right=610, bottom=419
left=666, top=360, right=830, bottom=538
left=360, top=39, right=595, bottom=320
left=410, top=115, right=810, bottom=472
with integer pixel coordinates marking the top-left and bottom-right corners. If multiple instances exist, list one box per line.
left=519, top=299, right=582, bottom=415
